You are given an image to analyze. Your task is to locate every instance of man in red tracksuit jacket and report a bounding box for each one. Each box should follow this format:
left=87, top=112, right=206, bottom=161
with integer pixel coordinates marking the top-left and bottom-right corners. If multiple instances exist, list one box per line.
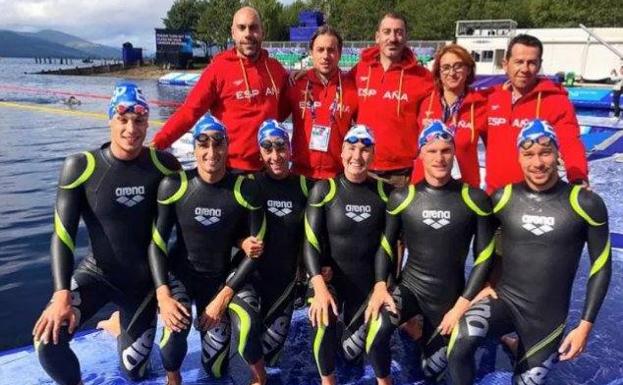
left=151, top=7, right=287, bottom=172
left=349, top=12, right=433, bottom=187
left=282, top=26, right=358, bottom=180
left=485, top=34, right=588, bottom=194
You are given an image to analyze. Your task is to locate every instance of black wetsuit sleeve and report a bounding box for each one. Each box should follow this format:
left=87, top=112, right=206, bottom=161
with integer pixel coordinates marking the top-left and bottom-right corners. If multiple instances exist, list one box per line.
left=303, top=181, right=330, bottom=277
left=51, top=154, right=89, bottom=291
left=462, top=187, right=496, bottom=300
left=148, top=174, right=182, bottom=288
left=154, top=149, right=182, bottom=174
left=226, top=177, right=265, bottom=292
left=374, top=188, right=404, bottom=283
left=578, top=190, right=612, bottom=323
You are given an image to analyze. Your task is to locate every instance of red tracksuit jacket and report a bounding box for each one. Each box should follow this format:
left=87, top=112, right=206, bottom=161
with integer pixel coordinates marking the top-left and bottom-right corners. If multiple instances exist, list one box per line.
left=152, top=48, right=288, bottom=171
left=485, top=78, right=588, bottom=193
left=411, top=89, right=489, bottom=188
left=350, top=46, right=433, bottom=171
left=282, top=69, right=358, bottom=179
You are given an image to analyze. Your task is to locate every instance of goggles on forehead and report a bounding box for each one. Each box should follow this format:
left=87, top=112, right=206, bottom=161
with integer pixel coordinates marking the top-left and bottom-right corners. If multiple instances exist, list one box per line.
left=195, top=132, right=227, bottom=146
left=344, top=136, right=374, bottom=147
left=260, top=138, right=288, bottom=151
left=114, top=103, right=148, bottom=116
left=518, top=135, right=556, bottom=150
left=421, top=132, right=453, bottom=148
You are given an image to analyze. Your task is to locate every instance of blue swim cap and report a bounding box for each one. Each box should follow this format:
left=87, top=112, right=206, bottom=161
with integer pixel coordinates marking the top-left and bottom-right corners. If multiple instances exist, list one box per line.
left=344, top=124, right=375, bottom=146
left=192, top=114, right=227, bottom=140
left=418, top=120, right=454, bottom=149
left=257, top=119, right=290, bottom=144
left=108, top=82, right=149, bottom=119
left=516, top=119, right=559, bottom=149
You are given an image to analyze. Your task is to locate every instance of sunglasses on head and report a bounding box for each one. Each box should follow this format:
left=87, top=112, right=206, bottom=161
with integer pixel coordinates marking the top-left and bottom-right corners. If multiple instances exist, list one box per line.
left=196, top=132, right=227, bottom=146
left=519, top=136, right=555, bottom=150
left=344, top=136, right=374, bottom=147
left=115, top=103, right=148, bottom=115
left=259, top=138, right=287, bottom=152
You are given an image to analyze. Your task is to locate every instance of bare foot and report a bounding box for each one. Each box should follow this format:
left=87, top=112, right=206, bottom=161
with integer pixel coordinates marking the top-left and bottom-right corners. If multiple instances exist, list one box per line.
left=165, top=370, right=182, bottom=385
left=250, top=358, right=267, bottom=385
left=97, top=310, right=121, bottom=337
left=320, top=374, right=336, bottom=385
left=501, top=334, right=519, bottom=357
left=399, top=315, right=423, bottom=341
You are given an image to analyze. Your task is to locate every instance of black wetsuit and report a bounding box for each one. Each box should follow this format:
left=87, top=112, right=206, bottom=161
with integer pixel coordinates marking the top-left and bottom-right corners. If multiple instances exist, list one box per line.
left=366, top=180, right=495, bottom=380
left=148, top=170, right=265, bottom=376
left=447, top=181, right=612, bottom=385
left=303, top=175, right=391, bottom=376
left=247, top=172, right=310, bottom=366
left=36, top=144, right=180, bottom=385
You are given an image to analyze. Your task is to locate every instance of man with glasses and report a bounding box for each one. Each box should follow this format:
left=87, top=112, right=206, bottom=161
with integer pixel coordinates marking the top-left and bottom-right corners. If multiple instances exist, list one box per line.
left=304, top=125, right=392, bottom=385
left=485, top=34, right=588, bottom=194
left=151, top=6, right=287, bottom=173
left=34, top=83, right=180, bottom=385
left=283, top=25, right=358, bottom=180
left=148, top=114, right=266, bottom=385
left=350, top=12, right=433, bottom=188
left=447, top=119, right=612, bottom=385
left=365, top=121, right=495, bottom=385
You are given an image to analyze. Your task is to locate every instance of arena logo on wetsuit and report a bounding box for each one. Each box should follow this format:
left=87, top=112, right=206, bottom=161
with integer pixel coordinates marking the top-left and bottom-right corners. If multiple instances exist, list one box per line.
left=267, top=200, right=293, bottom=217
left=194, top=207, right=222, bottom=226
left=516, top=352, right=558, bottom=385
left=202, top=319, right=230, bottom=365
left=121, top=327, right=155, bottom=371
left=465, top=297, right=491, bottom=338
left=115, top=186, right=145, bottom=207
left=521, top=214, right=555, bottom=236
left=422, top=210, right=451, bottom=229
left=345, top=204, right=372, bottom=222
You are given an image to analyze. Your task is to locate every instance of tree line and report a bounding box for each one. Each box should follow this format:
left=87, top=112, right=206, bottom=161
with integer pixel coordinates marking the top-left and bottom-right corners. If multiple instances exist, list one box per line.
left=162, top=0, right=623, bottom=48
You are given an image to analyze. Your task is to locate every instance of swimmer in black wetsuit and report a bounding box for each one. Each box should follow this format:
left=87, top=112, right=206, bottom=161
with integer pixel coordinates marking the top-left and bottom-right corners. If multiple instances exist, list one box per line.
left=364, top=120, right=495, bottom=384
left=447, top=119, right=612, bottom=385
left=148, top=114, right=265, bottom=385
left=304, top=124, right=392, bottom=385
left=245, top=120, right=311, bottom=372
left=33, top=83, right=180, bottom=385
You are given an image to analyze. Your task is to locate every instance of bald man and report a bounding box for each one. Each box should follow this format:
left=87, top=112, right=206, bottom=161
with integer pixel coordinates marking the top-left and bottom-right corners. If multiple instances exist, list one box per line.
left=152, top=6, right=288, bottom=173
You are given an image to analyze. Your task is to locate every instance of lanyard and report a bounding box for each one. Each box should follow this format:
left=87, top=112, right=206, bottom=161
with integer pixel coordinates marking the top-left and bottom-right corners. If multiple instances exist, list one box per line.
left=301, top=72, right=343, bottom=124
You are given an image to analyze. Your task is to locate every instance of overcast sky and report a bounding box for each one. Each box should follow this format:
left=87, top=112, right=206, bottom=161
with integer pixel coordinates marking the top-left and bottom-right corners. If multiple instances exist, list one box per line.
left=0, top=0, right=290, bottom=53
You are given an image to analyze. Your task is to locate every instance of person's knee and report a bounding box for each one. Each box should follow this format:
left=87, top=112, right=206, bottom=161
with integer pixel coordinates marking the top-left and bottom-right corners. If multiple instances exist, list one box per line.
left=36, top=329, right=81, bottom=385
left=159, top=329, right=189, bottom=372
left=118, top=327, right=155, bottom=380
left=367, top=317, right=394, bottom=355
left=422, top=345, right=449, bottom=379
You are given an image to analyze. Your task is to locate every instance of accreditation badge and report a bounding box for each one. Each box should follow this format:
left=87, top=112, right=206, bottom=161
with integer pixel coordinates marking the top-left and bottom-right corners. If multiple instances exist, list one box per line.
left=309, top=124, right=331, bottom=152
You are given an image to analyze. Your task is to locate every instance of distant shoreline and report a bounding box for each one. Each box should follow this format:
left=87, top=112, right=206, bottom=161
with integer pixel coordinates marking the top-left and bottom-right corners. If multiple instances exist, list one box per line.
left=93, top=64, right=202, bottom=80
left=26, top=61, right=205, bottom=80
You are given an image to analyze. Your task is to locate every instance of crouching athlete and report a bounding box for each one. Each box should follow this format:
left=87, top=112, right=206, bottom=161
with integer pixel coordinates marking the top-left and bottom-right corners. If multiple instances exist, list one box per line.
left=304, top=125, right=392, bottom=385
left=228, top=120, right=313, bottom=379
left=447, top=120, right=612, bottom=385
left=148, top=114, right=266, bottom=385
left=33, top=83, right=180, bottom=385
left=365, top=120, right=495, bottom=384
